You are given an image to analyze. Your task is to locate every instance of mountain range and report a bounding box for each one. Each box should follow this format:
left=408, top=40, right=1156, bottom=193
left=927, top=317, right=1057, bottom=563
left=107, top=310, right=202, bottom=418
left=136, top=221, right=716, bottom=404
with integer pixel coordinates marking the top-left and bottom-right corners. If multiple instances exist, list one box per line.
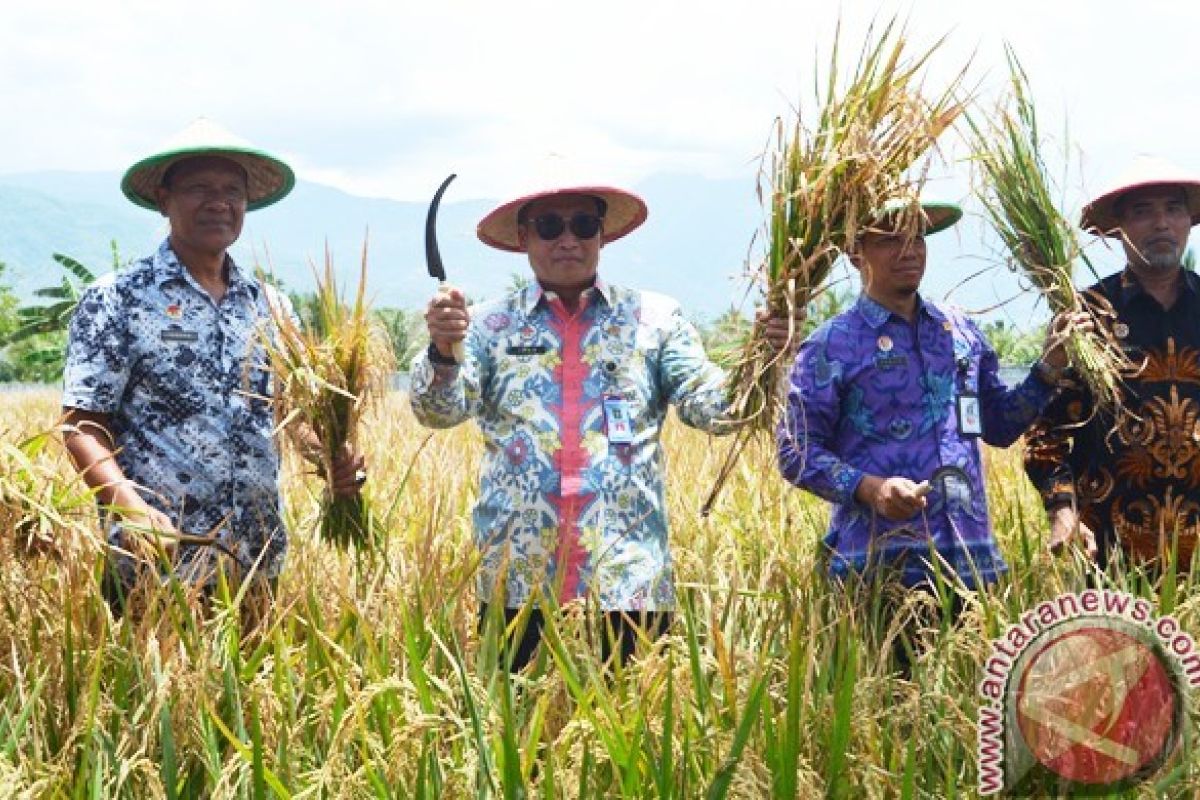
left=0, top=170, right=1076, bottom=323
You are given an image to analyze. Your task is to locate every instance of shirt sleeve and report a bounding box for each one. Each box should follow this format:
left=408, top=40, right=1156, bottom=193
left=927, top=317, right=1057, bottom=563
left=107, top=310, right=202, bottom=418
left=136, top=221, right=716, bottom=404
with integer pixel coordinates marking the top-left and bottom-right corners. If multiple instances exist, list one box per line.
left=1024, top=386, right=1085, bottom=511
left=260, top=284, right=303, bottom=345
left=61, top=281, right=130, bottom=413
left=408, top=322, right=486, bottom=429
left=658, top=305, right=734, bottom=434
left=276, top=289, right=303, bottom=331
left=973, top=318, right=1056, bottom=447
left=776, top=332, right=865, bottom=506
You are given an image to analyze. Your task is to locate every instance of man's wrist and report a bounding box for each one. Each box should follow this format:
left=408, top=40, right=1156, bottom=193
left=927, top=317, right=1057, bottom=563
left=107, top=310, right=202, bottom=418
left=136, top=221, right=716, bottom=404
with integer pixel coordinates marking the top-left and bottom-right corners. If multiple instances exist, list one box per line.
left=1031, top=359, right=1067, bottom=387
left=427, top=342, right=458, bottom=366
left=854, top=474, right=882, bottom=508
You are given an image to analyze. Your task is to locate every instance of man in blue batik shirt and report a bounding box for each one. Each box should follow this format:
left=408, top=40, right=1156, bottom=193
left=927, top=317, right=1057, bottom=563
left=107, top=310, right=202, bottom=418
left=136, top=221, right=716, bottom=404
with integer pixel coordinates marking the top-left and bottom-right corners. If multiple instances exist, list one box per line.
left=61, top=119, right=364, bottom=604
left=778, top=199, right=1084, bottom=595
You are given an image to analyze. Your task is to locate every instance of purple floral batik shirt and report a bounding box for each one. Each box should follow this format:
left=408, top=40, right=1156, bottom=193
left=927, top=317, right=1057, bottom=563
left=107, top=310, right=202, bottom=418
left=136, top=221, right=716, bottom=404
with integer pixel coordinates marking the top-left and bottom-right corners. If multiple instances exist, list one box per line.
left=778, top=294, right=1056, bottom=587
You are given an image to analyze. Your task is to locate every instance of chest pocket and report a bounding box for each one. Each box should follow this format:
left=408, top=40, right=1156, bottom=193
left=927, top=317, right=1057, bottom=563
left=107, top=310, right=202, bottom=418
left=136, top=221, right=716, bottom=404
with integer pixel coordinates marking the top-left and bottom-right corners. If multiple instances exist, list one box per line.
left=137, top=308, right=216, bottom=390
left=599, top=319, right=661, bottom=414
left=225, top=305, right=270, bottom=389
left=489, top=332, right=558, bottom=416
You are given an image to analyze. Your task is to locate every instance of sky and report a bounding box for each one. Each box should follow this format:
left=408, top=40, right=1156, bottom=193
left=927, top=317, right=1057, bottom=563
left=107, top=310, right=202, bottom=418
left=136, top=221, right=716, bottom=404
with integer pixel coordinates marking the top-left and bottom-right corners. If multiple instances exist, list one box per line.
left=2, top=0, right=1196, bottom=322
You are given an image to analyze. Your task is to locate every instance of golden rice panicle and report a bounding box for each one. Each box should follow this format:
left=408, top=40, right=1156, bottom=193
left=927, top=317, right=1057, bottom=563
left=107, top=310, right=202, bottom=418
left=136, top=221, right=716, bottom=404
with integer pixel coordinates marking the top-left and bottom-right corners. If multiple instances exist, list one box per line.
left=704, top=16, right=966, bottom=514
left=967, top=45, right=1130, bottom=418
left=260, top=239, right=394, bottom=552
left=1, top=426, right=98, bottom=561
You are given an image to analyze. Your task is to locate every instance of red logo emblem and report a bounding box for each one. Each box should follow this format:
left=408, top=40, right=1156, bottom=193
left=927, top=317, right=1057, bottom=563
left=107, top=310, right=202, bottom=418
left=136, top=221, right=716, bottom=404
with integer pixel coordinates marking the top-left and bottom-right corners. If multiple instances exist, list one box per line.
left=1014, top=624, right=1181, bottom=787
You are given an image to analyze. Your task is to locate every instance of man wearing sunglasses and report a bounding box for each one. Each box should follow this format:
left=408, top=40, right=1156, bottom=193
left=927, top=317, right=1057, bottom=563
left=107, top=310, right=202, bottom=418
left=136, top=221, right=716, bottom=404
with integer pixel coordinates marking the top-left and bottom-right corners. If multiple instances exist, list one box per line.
left=411, top=183, right=798, bottom=670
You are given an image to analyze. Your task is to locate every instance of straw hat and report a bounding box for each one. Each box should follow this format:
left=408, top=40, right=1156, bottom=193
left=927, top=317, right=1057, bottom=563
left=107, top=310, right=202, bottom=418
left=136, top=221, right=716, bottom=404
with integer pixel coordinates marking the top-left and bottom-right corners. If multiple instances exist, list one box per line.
left=477, top=185, right=648, bottom=252
left=475, top=155, right=646, bottom=251
left=866, top=198, right=962, bottom=237
left=1080, top=155, right=1200, bottom=236
left=121, top=118, right=295, bottom=212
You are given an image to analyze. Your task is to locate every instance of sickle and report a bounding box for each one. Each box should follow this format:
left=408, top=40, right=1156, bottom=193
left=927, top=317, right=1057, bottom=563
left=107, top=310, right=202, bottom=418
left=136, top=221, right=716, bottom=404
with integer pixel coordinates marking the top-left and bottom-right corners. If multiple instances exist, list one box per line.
left=425, top=174, right=456, bottom=282
left=424, top=173, right=465, bottom=362
left=914, top=465, right=973, bottom=498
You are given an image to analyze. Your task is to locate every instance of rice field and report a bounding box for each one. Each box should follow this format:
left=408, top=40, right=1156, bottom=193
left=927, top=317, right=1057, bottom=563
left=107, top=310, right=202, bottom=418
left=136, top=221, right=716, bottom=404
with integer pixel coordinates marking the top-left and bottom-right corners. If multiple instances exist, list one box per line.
left=2, top=388, right=1198, bottom=798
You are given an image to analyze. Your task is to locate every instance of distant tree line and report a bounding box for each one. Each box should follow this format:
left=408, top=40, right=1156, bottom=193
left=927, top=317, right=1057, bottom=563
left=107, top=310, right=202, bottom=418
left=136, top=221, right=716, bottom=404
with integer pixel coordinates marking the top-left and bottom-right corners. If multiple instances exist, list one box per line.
left=0, top=250, right=1051, bottom=384
left=694, top=287, right=1045, bottom=371
left=0, top=246, right=428, bottom=384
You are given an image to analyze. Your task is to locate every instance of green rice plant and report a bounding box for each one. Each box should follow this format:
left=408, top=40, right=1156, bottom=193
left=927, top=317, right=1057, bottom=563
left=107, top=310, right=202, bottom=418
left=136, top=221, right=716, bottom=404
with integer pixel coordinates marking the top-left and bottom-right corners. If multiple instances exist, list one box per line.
left=706, top=17, right=967, bottom=513
left=967, top=46, right=1131, bottom=418
left=4, top=387, right=1200, bottom=797
left=261, top=242, right=395, bottom=553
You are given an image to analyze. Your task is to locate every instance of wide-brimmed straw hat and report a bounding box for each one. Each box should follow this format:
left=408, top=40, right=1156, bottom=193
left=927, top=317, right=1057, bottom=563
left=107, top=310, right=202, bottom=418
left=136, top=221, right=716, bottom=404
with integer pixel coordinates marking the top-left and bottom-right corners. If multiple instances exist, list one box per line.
left=121, top=118, right=295, bottom=212
left=1080, top=155, right=1200, bottom=236
left=865, top=198, right=962, bottom=237
left=477, top=184, right=648, bottom=252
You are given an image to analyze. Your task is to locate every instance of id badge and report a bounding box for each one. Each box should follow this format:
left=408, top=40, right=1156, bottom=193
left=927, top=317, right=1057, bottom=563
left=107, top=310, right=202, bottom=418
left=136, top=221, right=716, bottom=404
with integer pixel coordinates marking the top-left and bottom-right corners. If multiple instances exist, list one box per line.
left=603, top=394, right=634, bottom=445
left=957, top=393, right=982, bottom=436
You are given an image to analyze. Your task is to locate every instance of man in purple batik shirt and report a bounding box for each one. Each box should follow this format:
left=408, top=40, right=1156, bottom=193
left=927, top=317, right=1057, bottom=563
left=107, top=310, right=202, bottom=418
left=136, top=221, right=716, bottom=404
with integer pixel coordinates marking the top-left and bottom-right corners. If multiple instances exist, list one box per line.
left=778, top=199, right=1082, bottom=591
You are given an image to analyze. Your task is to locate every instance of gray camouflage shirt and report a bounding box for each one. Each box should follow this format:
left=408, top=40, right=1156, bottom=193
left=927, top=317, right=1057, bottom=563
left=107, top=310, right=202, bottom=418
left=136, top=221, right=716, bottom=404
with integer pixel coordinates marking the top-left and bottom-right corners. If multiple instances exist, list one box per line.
left=63, top=238, right=289, bottom=582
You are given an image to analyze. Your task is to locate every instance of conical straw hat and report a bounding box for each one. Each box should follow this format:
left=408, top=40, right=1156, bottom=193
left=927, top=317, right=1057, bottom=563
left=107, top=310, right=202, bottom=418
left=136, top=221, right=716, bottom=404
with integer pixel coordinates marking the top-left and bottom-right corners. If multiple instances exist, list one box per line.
left=121, top=117, right=295, bottom=212
left=1081, top=155, right=1200, bottom=236
left=477, top=154, right=648, bottom=252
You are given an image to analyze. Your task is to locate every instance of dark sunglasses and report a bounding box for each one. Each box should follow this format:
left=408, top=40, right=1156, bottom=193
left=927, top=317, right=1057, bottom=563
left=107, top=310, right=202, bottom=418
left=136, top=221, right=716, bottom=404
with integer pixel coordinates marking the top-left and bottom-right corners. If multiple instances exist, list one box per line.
left=529, top=212, right=604, bottom=241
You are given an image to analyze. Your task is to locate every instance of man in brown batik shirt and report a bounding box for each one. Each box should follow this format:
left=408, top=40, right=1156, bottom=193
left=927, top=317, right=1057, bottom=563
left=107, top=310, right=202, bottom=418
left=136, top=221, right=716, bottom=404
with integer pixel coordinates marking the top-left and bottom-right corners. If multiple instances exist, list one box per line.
left=1025, top=156, right=1200, bottom=570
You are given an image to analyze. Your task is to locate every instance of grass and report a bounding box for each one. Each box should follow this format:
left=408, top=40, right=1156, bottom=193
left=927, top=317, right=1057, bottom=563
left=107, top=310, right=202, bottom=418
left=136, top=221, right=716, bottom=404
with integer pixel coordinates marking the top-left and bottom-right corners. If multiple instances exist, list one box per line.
left=2, top=387, right=1199, bottom=798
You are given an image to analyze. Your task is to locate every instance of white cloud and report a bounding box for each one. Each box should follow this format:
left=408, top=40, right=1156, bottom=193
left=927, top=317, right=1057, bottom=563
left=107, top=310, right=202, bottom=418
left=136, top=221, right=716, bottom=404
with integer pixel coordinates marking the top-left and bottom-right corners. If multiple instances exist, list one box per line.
left=4, top=0, right=1195, bottom=204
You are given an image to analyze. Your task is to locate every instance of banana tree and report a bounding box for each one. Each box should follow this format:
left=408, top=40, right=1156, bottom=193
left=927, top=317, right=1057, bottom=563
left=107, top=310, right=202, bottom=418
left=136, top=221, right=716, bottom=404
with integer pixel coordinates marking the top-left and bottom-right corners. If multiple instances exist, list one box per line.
left=0, top=243, right=117, bottom=381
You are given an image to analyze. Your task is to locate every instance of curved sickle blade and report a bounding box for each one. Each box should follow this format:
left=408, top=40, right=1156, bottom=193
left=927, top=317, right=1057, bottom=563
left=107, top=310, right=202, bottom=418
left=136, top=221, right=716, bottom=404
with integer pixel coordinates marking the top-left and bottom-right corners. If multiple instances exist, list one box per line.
left=915, top=464, right=974, bottom=499
left=424, top=173, right=457, bottom=282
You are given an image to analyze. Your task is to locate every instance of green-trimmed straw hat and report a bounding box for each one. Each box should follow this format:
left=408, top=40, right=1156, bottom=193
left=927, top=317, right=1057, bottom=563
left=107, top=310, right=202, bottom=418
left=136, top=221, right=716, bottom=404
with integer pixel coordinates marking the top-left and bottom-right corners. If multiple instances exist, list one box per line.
left=121, top=117, right=295, bottom=211
left=865, top=197, right=962, bottom=237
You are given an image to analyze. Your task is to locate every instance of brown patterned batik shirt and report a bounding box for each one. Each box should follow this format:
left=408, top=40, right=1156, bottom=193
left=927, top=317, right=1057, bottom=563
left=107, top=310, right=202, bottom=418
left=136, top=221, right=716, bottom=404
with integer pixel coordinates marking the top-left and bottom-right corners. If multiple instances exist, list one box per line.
left=1025, top=268, right=1200, bottom=567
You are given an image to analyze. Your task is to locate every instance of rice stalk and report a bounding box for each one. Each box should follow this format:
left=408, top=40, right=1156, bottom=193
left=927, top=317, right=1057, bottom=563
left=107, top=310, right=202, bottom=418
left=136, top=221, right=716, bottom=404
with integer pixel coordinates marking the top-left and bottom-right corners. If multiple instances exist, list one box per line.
left=966, top=45, right=1131, bottom=418
left=705, top=16, right=966, bottom=514
left=0, top=427, right=97, bottom=560
left=7, top=384, right=1200, bottom=796
left=260, top=241, right=394, bottom=553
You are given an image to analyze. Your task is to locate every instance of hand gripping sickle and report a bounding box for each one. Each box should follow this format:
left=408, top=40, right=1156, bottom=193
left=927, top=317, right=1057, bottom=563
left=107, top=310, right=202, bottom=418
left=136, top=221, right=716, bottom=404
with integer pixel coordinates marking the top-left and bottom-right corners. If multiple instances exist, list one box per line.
left=425, top=173, right=465, bottom=363
left=914, top=465, right=972, bottom=499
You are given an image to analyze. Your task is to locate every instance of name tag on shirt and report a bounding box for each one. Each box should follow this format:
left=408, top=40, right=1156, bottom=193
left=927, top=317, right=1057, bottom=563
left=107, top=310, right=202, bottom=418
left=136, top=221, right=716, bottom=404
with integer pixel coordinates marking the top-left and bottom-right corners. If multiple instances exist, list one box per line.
left=603, top=394, right=634, bottom=445
left=160, top=325, right=199, bottom=343
left=506, top=344, right=549, bottom=356
left=873, top=352, right=908, bottom=370
left=957, top=393, right=982, bottom=436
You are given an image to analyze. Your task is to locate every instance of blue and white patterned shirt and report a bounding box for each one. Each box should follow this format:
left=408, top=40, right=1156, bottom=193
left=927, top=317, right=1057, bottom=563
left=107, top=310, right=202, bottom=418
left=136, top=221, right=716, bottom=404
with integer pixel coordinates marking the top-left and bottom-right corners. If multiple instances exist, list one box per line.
left=410, top=280, right=731, bottom=611
left=778, top=294, right=1056, bottom=587
left=63, top=239, right=289, bottom=581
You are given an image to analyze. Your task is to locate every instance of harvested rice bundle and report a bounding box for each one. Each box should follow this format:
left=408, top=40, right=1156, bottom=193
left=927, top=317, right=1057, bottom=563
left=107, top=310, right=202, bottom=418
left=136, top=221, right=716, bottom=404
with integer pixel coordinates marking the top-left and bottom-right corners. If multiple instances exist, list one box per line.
left=262, top=243, right=394, bottom=551
left=967, top=47, right=1130, bottom=417
left=704, top=18, right=964, bottom=513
